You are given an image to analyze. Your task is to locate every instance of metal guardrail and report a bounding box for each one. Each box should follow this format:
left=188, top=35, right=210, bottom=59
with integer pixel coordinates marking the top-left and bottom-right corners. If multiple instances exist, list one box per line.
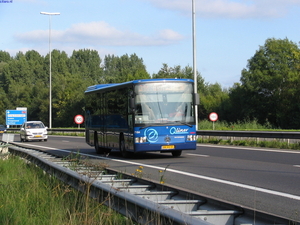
left=7, top=128, right=85, bottom=133
left=5, top=144, right=214, bottom=225
left=6, top=128, right=300, bottom=140
left=196, top=130, right=300, bottom=139
left=5, top=143, right=293, bottom=224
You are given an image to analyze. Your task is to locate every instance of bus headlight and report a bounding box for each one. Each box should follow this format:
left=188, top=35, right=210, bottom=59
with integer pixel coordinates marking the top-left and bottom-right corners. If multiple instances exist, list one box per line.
left=135, top=137, right=147, bottom=143
left=187, top=135, right=198, bottom=141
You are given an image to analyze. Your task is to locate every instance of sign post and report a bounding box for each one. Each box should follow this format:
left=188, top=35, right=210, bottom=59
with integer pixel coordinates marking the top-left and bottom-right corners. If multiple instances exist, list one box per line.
left=74, top=115, right=84, bottom=129
left=209, top=112, right=218, bottom=130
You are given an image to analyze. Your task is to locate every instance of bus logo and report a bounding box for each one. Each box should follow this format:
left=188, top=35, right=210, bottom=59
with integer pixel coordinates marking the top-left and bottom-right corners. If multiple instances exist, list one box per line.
left=170, top=127, right=189, bottom=135
left=144, top=128, right=158, bottom=143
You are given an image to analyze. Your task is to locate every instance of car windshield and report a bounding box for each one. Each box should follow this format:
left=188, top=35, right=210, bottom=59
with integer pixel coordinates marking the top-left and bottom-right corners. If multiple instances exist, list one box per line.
left=26, top=122, right=45, bottom=129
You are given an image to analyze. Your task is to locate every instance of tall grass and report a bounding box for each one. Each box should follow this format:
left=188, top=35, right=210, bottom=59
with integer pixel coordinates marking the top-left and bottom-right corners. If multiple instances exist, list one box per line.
left=0, top=156, right=133, bottom=225
left=198, top=119, right=300, bottom=150
left=199, top=119, right=274, bottom=130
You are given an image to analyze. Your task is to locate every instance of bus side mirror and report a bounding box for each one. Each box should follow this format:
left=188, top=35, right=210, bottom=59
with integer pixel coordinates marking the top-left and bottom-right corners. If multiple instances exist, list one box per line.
left=194, top=93, right=200, bottom=105
left=129, top=97, right=135, bottom=109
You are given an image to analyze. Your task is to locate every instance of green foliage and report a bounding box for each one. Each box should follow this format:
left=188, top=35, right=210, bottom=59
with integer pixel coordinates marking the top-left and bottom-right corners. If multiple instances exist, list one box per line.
left=0, top=50, right=150, bottom=126
left=102, top=53, right=150, bottom=83
left=0, top=51, right=12, bottom=63
left=232, top=38, right=300, bottom=128
left=1, top=37, right=300, bottom=129
left=199, top=83, right=229, bottom=120
left=198, top=137, right=300, bottom=151
left=0, top=156, right=131, bottom=224
left=152, top=63, right=205, bottom=93
left=152, top=63, right=222, bottom=121
left=199, top=119, right=273, bottom=130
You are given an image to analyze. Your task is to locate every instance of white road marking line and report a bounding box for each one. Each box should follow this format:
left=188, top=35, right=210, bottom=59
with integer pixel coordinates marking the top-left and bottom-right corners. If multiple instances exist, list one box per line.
left=294, top=165, right=300, bottom=168
left=17, top=144, right=300, bottom=201
left=186, top=153, right=209, bottom=157
left=197, top=144, right=300, bottom=154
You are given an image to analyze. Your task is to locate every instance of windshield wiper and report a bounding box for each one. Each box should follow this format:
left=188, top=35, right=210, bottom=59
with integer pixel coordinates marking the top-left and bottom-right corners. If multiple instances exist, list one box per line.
left=139, top=124, right=154, bottom=130
left=174, top=121, right=193, bottom=127
left=139, top=121, right=193, bottom=129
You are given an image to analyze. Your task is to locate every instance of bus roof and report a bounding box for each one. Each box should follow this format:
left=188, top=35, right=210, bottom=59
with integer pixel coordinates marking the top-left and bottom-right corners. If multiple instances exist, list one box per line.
left=85, top=78, right=194, bottom=93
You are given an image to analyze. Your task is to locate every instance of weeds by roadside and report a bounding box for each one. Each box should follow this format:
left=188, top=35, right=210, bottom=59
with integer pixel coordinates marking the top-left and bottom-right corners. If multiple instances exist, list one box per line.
left=158, top=165, right=169, bottom=184
left=198, top=137, right=300, bottom=151
left=0, top=156, right=133, bottom=225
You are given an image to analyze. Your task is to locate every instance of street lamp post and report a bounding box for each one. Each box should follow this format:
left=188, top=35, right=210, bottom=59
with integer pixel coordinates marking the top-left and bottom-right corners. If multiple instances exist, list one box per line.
left=40, top=12, right=60, bottom=129
left=192, top=0, right=198, bottom=129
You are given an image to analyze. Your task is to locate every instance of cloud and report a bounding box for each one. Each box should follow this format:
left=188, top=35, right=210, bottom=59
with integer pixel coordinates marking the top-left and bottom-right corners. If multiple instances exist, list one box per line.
left=143, top=0, right=300, bottom=19
left=14, top=21, right=184, bottom=47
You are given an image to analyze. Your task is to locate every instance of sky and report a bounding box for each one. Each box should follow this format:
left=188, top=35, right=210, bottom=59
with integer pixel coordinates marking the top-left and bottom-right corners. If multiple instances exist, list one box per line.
left=1, top=0, right=300, bottom=88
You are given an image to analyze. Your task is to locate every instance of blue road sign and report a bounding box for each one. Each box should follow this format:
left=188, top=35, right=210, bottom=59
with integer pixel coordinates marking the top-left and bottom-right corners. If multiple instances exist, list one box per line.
left=6, top=110, right=27, bottom=125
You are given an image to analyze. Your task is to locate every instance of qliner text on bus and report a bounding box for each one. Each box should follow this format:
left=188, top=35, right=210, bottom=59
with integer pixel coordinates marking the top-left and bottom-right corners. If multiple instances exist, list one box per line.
left=84, top=79, right=199, bottom=158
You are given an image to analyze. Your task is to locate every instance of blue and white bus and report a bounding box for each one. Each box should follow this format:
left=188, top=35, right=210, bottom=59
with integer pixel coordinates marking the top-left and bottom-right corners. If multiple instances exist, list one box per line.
left=84, top=79, right=198, bottom=157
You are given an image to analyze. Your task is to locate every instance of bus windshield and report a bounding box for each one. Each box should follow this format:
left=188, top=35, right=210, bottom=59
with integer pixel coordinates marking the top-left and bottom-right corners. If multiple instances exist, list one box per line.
left=134, top=82, right=194, bottom=124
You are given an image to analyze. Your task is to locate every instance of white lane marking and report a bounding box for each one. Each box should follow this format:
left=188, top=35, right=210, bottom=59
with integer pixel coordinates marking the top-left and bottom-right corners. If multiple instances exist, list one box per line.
left=17, top=144, right=300, bottom=201
left=51, top=135, right=84, bottom=139
left=80, top=151, right=300, bottom=201
left=197, top=144, right=300, bottom=154
left=186, top=153, right=209, bottom=157
left=294, top=165, right=300, bottom=168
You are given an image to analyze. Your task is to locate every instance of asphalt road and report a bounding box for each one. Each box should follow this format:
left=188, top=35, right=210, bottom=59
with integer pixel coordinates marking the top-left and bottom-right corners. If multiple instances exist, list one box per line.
left=6, top=134, right=300, bottom=222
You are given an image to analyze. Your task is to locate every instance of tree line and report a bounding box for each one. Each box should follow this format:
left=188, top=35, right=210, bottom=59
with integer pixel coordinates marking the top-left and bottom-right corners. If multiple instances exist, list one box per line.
left=0, top=38, right=299, bottom=129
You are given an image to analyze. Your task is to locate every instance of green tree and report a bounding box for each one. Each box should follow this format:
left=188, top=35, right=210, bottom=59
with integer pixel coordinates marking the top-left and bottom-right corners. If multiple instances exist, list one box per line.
left=70, top=49, right=103, bottom=84
left=0, top=51, right=11, bottom=78
left=102, top=53, right=150, bottom=83
left=0, top=51, right=11, bottom=123
left=0, top=50, right=12, bottom=62
left=200, top=83, right=229, bottom=121
left=153, top=64, right=205, bottom=93
left=239, top=38, right=300, bottom=128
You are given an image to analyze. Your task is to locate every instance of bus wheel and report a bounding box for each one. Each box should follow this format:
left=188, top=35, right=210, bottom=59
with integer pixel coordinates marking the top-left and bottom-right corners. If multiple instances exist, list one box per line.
left=94, top=135, right=104, bottom=154
left=171, top=150, right=182, bottom=157
left=120, top=139, right=130, bottom=158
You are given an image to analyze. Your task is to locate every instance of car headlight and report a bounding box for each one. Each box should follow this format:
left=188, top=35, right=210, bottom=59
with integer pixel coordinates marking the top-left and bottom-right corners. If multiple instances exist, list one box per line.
left=135, top=137, right=147, bottom=143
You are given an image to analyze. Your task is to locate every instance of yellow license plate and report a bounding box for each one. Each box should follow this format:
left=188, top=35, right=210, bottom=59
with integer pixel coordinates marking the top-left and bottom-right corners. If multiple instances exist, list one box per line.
left=35, top=135, right=42, bottom=138
left=161, top=145, right=175, bottom=150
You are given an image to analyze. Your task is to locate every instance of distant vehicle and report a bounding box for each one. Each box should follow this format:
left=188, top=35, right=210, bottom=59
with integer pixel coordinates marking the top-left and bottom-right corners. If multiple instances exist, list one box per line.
left=0, top=124, right=6, bottom=133
left=20, top=121, right=48, bottom=142
left=84, top=78, right=199, bottom=157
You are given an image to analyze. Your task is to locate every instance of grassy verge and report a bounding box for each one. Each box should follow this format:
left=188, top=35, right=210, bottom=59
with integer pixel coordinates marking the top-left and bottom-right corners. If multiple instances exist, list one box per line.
left=0, top=156, right=134, bottom=225
left=198, top=119, right=300, bottom=150
left=50, top=131, right=85, bottom=137
left=199, top=119, right=275, bottom=130
left=198, top=137, right=300, bottom=150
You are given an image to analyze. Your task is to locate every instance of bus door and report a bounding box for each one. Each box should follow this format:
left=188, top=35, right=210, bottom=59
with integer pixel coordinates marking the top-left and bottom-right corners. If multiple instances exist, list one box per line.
left=98, top=92, right=107, bottom=148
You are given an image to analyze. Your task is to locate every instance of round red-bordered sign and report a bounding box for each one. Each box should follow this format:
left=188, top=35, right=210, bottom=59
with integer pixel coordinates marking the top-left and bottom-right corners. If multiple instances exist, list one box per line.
left=209, top=112, right=218, bottom=122
left=74, top=115, right=84, bottom=124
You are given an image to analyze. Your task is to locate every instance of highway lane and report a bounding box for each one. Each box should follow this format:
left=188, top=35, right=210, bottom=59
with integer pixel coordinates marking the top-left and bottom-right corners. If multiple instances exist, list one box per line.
left=8, top=134, right=300, bottom=222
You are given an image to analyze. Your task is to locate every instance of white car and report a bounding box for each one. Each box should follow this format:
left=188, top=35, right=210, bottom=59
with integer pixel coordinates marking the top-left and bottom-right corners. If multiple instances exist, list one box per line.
left=20, top=121, right=48, bottom=142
